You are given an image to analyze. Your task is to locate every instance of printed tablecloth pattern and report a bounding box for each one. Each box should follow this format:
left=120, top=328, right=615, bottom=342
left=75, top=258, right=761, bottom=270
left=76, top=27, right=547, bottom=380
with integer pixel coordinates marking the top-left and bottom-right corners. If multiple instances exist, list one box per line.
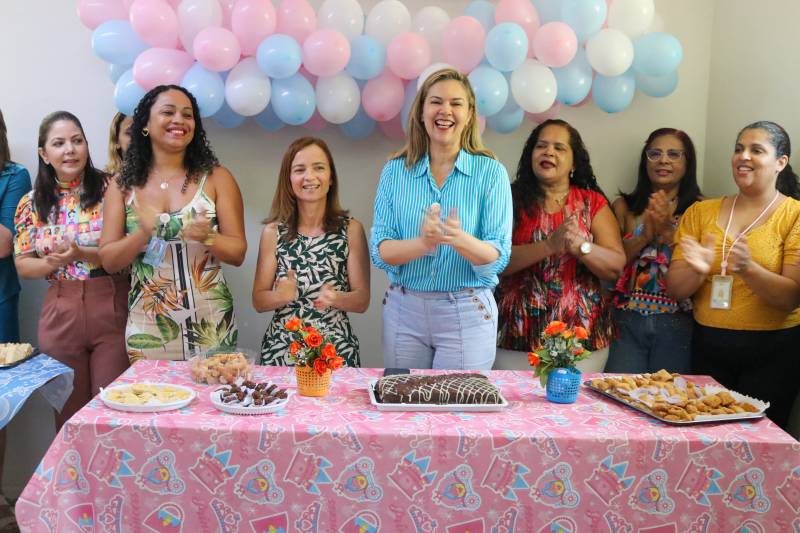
left=0, top=354, right=73, bottom=430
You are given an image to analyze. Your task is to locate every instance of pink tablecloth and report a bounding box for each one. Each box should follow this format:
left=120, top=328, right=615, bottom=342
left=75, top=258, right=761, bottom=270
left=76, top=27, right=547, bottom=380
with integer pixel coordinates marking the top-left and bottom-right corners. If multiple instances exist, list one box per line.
left=15, top=361, right=800, bottom=533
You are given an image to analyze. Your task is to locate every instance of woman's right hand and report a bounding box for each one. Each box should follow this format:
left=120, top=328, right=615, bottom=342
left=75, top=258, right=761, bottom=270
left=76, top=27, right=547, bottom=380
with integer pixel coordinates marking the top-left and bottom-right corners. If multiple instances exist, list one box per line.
left=680, top=234, right=715, bottom=274
left=134, top=201, right=159, bottom=236
left=548, top=214, right=580, bottom=255
left=275, top=269, right=298, bottom=305
left=420, top=203, right=445, bottom=250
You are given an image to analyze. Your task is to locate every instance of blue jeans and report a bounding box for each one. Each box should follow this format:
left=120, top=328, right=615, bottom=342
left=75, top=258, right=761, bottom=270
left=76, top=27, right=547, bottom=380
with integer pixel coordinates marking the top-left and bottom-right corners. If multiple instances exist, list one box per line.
left=382, top=285, right=498, bottom=370
left=605, top=308, right=692, bottom=374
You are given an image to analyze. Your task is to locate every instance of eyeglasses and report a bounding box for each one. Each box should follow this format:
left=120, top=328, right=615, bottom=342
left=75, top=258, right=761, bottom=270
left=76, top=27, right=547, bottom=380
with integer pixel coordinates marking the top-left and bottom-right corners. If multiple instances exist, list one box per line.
left=645, top=149, right=685, bottom=162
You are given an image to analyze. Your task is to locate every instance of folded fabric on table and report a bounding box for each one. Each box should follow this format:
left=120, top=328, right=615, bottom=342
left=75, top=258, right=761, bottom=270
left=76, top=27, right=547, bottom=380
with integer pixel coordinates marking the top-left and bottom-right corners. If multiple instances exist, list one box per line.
left=375, top=373, right=502, bottom=404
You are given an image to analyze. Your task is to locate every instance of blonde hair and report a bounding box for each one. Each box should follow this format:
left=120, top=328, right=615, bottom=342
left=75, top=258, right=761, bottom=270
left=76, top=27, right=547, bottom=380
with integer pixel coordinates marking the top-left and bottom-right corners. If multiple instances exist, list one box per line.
left=391, top=68, right=494, bottom=168
left=105, top=112, right=128, bottom=176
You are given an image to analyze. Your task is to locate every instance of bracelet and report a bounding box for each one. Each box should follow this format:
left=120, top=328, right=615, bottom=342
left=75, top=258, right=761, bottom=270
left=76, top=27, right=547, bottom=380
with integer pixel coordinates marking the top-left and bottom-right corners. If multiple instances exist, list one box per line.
left=203, top=228, right=218, bottom=247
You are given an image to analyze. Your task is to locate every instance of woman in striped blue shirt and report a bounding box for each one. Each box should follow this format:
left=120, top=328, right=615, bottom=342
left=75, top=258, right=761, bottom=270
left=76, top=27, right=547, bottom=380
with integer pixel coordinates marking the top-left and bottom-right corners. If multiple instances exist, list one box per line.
left=370, top=68, right=513, bottom=370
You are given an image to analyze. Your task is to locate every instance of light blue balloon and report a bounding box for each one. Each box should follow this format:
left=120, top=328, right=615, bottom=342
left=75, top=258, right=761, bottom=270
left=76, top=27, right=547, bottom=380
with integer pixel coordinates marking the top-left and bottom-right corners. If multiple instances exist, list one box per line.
left=636, top=70, right=678, bottom=98
left=181, top=64, right=225, bottom=118
left=633, top=32, right=683, bottom=77
left=212, top=102, right=246, bottom=128
left=339, top=107, right=376, bottom=139
left=108, top=63, right=130, bottom=84
left=346, top=35, right=386, bottom=80
left=532, top=0, right=564, bottom=24
left=468, top=66, right=508, bottom=117
left=400, top=80, right=419, bottom=133
left=256, top=34, right=302, bottom=80
left=561, top=0, right=607, bottom=42
left=271, top=73, right=315, bottom=126
left=113, top=69, right=146, bottom=116
left=486, top=98, right=524, bottom=134
left=553, top=48, right=593, bottom=105
left=485, top=23, right=529, bottom=72
left=253, top=104, right=285, bottom=131
left=92, top=20, right=148, bottom=66
left=592, top=70, right=636, bottom=113
left=465, top=1, right=496, bottom=31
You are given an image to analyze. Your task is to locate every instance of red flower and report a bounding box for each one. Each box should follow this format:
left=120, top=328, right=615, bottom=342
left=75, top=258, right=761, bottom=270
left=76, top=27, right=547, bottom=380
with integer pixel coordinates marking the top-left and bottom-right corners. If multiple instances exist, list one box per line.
left=284, top=318, right=302, bottom=331
left=321, top=343, right=337, bottom=360
left=574, top=326, right=589, bottom=340
left=528, top=352, right=540, bottom=366
left=313, top=358, right=328, bottom=375
left=305, top=332, right=323, bottom=348
left=544, top=321, right=567, bottom=336
left=327, top=355, right=344, bottom=371
left=289, top=342, right=300, bottom=355
left=303, top=326, right=318, bottom=334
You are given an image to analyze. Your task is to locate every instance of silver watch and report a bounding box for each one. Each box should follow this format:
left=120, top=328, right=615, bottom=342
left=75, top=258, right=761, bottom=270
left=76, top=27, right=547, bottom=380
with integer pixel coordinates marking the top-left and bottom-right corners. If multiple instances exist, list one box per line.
left=579, top=241, right=593, bottom=255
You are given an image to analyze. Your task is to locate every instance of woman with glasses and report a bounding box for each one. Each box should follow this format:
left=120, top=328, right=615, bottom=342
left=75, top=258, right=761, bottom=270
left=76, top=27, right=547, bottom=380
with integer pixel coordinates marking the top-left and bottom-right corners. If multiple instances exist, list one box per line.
left=667, top=121, right=800, bottom=429
left=606, top=128, right=703, bottom=373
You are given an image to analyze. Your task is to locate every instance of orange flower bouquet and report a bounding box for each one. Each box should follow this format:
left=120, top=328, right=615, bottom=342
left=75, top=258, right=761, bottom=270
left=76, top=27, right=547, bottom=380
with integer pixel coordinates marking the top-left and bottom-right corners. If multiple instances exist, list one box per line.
left=284, top=317, right=344, bottom=397
left=528, top=320, right=590, bottom=387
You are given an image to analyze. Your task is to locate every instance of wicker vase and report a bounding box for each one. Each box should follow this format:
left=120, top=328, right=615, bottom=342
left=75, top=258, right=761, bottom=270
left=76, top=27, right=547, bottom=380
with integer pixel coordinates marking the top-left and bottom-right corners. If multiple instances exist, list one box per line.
left=545, top=367, right=582, bottom=404
left=295, top=365, right=331, bottom=397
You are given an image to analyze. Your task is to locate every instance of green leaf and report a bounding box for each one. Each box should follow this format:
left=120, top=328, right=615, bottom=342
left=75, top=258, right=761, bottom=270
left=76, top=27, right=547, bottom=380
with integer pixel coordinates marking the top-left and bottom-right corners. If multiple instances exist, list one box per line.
left=156, top=314, right=180, bottom=342
left=127, top=333, right=164, bottom=349
left=209, top=282, right=233, bottom=314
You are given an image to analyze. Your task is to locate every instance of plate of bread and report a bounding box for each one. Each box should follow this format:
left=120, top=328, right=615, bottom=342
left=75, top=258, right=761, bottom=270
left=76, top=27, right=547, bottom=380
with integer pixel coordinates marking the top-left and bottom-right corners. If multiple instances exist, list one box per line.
left=100, top=382, right=196, bottom=412
left=0, top=343, right=39, bottom=369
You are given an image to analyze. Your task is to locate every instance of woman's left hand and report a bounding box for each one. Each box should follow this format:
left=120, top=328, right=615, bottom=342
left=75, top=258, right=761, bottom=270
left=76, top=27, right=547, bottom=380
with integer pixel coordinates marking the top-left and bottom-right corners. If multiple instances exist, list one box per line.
left=313, top=282, right=339, bottom=310
left=727, top=235, right=752, bottom=273
left=182, top=210, right=214, bottom=243
left=440, top=208, right=467, bottom=248
left=46, top=240, right=81, bottom=267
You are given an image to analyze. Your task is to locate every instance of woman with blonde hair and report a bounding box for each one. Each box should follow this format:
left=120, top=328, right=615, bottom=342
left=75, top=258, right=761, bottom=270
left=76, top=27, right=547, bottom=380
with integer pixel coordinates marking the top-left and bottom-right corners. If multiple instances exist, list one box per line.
left=105, top=112, right=132, bottom=176
left=254, top=136, right=369, bottom=366
left=370, top=68, right=512, bottom=370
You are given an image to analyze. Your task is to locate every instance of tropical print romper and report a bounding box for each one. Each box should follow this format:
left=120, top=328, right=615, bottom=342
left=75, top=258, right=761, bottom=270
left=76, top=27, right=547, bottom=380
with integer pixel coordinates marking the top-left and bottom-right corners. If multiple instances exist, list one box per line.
left=260, top=217, right=360, bottom=367
left=125, top=174, right=237, bottom=362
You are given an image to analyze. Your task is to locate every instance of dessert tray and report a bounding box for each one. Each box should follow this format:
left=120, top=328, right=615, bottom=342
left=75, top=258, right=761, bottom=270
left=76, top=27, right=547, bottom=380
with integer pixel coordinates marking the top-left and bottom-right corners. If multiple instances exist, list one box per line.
left=367, top=378, right=509, bottom=412
left=100, top=382, right=196, bottom=412
left=584, top=370, right=769, bottom=425
left=210, top=380, right=292, bottom=415
left=0, top=343, right=40, bottom=369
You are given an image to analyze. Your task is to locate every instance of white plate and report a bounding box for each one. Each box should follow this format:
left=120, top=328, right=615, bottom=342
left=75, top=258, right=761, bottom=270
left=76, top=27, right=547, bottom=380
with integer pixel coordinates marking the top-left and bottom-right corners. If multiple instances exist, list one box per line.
left=367, top=379, right=509, bottom=412
left=100, top=383, right=196, bottom=412
left=210, top=385, right=292, bottom=415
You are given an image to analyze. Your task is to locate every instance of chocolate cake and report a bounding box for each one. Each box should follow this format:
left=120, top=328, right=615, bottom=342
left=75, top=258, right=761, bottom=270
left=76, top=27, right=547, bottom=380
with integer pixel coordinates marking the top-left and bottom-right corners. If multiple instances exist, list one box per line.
left=374, top=373, right=502, bottom=404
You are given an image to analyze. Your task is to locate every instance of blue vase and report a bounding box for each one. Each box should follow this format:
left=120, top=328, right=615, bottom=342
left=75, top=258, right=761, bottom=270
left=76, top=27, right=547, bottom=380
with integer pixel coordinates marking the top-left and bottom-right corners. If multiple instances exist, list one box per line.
left=545, top=367, right=582, bottom=404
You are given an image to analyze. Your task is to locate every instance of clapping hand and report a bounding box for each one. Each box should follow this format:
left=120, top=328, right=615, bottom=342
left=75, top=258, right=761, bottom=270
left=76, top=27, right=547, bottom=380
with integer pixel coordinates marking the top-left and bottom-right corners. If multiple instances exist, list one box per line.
left=133, top=201, right=159, bottom=235
left=183, top=209, right=213, bottom=243
left=643, top=190, right=676, bottom=242
left=314, top=282, right=339, bottom=310
left=440, top=208, right=467, bottom=248
left=726, top=234, right=752, bottom=273
left=546, top=214, right=578, bottom=255
left=46, top=239, right=81, bottom=267
left=275, top=269, right=298, bottom=305
left=680, top=234, right=715, bottom=275
left=420, top=203, right=446, bottom=250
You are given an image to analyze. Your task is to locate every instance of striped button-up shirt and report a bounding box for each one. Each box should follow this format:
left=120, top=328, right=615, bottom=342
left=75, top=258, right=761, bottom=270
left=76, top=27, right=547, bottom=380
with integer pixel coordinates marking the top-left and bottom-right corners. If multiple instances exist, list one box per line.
left=370, top=149, right=512, bottom=291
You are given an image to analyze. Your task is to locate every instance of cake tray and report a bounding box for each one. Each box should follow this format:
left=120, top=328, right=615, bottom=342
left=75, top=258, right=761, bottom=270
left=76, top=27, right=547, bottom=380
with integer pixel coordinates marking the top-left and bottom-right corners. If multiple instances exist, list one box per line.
left=367, top=379, right=509, bottom=412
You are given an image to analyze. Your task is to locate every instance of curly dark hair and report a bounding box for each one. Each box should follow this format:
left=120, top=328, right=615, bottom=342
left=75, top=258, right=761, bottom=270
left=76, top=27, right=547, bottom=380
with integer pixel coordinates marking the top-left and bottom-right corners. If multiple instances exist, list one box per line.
left=34, top=111, right=106, bottom=222
left=511, top=119, right=607, bottom=222
left=738, top=121, right=800, bottom=199
left=118, top=85, right=218, bottom=191
left=620, top=128, right=703, bottom=216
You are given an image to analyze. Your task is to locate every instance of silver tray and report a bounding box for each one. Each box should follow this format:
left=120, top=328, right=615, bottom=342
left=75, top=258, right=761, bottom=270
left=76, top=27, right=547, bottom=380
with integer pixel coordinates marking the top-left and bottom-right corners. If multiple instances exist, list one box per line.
left=0, top=348, right=41, bottom=370
left=583, top=380, right=767, bottom=425
left=367, top=379, right=509, bottom=412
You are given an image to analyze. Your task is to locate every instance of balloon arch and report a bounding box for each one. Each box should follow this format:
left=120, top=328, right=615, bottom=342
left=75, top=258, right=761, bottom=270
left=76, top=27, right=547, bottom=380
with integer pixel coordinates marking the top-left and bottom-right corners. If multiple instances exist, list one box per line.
left=78, top=0, right=683, bottom=138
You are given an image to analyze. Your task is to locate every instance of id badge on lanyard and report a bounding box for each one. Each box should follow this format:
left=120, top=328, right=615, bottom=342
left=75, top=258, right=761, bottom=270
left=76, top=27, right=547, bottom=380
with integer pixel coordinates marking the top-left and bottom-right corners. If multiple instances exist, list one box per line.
left=710, top=275, right=733, bottom=309
left=142, top=212, right=171, bottom=266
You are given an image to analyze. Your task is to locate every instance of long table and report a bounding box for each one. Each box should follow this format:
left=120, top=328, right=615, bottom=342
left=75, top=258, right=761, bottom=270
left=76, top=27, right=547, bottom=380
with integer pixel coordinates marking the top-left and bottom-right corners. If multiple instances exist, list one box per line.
left=15, top=361, right=800, bottom=532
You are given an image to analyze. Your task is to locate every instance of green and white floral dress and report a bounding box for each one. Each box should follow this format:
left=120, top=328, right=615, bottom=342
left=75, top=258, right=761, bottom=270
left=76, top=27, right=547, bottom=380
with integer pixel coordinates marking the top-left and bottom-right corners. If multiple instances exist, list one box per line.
left=125, top=174, right=237, bottom=361
left=261, top=217, right=360, bottom=367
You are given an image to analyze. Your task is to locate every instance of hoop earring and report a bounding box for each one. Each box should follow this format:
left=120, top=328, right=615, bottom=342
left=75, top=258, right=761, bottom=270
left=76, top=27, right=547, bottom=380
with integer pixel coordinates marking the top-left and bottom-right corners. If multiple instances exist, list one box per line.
left=141, top=127, right=149, bottom=137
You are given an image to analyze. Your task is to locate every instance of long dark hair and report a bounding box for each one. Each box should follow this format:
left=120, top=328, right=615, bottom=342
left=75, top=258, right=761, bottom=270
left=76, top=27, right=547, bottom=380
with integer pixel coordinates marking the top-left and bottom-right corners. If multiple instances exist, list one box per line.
left=265, top=136, right=349, bottom=241
left=118, top=85, right=218, bottom=191
left=738, top=121, right=800, bottom=199
left=34, top=111, right=106, bottom=222
left=511, top=119, right=606, bottom=222
left=0, top=108, right=11, bottom=164
left=620, top=128, right=702, bottom=216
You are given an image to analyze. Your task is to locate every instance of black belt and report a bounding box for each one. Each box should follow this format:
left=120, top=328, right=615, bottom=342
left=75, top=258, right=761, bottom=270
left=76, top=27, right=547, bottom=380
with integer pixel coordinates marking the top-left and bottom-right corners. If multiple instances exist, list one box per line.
left=88, top=268, right=110, bottom=278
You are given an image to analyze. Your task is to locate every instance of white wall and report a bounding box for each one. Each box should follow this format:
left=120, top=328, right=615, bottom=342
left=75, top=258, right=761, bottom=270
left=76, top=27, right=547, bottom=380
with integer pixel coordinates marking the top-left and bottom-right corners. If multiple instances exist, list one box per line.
left=1, top=0, right=721, bottom=495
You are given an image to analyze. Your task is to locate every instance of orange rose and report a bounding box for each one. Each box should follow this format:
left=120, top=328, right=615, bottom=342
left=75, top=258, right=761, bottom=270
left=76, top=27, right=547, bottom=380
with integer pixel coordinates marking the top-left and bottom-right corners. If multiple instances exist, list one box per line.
left=284, top=318, right=302, bottom=331
left=528, top=352, right=540, bottom=366
left=313, top=358, right=328, bottom=375
left=303, top=326, right=318, bottom=334
left=573, top=326, right=589, bottom=340
left=544, top=321, right=567, bottom=336
left=289, top=342, right=300, bottom=355
left=327, top=355, right=344, bottom=371
left=321, top=343, right=337, bottom=360
left=572, top=347, right=585, bottom=356
left=305, top=332, right=323, bottom=348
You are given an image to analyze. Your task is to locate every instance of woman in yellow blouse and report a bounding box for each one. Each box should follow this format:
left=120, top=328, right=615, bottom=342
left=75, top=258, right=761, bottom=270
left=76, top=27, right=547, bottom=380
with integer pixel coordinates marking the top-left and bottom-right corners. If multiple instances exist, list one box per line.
left=667, top=121, right=800, bottom=429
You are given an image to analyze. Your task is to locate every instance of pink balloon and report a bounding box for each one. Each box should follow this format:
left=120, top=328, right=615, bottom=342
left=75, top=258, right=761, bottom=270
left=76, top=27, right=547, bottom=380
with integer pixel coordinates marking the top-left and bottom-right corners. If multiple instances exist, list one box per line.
left=533, top=22, right=578, bottom=68
left=276, top=0, right=317, bottom=44
left=378, top=115, right=405, bottom=140
left=303, top=111, right=328, bottom=131
left=387, top=32, right=431, bottom=80
left=129, top=0, right=179, bottom=49
left=303, top=29, right=350, bottom=77
left=133, top=48, right=194, bottom=90
left=219, top=0, right=236, bottom=28
left=525, top=101, right=562, bottom=122
left=441, top=16, right=486, bottom=73
left=77, top=0, right=128, bottom=30
left=495, top=0, right=540, bottom=56
left=193, top=27, right=241, bottom=72
left=232, top=0, right=277, bottom=56
left=362, top=71, right=405, bottom=121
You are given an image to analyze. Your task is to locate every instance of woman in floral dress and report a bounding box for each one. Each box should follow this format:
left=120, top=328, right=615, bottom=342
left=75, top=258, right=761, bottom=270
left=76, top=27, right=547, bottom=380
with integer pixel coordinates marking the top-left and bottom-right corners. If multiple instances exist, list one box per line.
left=100, top=85, right=246, bottom=361
left=253, top=137, right=369, bottom=366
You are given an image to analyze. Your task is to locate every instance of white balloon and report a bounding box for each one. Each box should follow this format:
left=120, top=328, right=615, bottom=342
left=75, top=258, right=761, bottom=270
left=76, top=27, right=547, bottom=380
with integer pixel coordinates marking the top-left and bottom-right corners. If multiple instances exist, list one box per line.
left=586, top=29, right=634, bottom=77
left=417, top=62, right=453, bottom=90
left=413, top=6, right=450, bottom=61
left=510, top=59, right=557, bottom=113
left=315, top=72, right=360, bottom=124
left=318, top=0, right=364, bottom=40
left=608, top=0, right=654, bottom=38
left=365, top=0, right=411, bottom=46
left=225, top=57, right=271, bottom=116
left=178, top=0, right=223, bottom=55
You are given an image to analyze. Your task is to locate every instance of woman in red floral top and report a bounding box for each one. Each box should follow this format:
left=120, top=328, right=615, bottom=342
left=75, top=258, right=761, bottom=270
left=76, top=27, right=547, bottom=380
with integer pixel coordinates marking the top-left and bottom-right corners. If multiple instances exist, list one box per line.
left=494, top=120, right=625, bottom=370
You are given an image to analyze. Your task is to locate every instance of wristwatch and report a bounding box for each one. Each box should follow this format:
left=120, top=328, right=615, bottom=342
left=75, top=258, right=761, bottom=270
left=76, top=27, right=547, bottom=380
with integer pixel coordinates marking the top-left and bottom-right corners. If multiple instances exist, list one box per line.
left=579, top=241, right=593, bottom=255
